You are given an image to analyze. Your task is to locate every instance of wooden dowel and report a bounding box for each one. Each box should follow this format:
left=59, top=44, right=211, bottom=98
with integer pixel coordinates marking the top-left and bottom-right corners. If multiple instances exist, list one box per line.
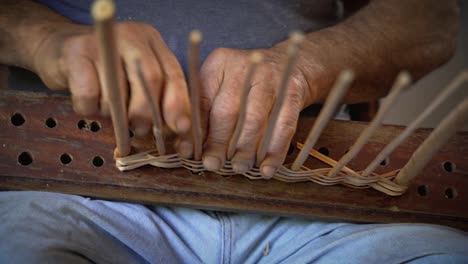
left=362, top=71, right=468, bottom=176
left=327, top=71, right=411, bottom=177
left=188, top=30, right=203, bottom=161
left=92, top=0, right=131, bottom=157
left=134, top=58, right=166, bottom=155
left=290, top=70, right=354, bottom=171
left=227, top=52, right=263, bottom=160
left=256, top=31, right=304, bottom=166
left=395, top=97, right=468, bottom=186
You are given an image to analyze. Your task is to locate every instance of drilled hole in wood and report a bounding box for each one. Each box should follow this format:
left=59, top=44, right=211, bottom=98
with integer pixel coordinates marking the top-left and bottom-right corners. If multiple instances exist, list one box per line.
left=443, top=161, right=456, bottom=173
left=18, top=152, right=33, bottom=166
left=444, top=188, right=458, bottom=199
left=90, top=121, right=101, bottom=132
left=287, top=142, right=296, bottom=155
left=92, top=156, right=104, bottom=167
left=380, top=157, right=390, bottom=166
left=189, top=170, right=205, bottom=176
left=417, top=185, right=428, bottom=196
left=45, top=117, right=57, bottom=128
left=60, top=153, right=72, bottom=165
left=78, top=120, right=87, bottom=130
left=11, top=113, right=25, bottom=126
left=318, top=147, right=329, bottom=157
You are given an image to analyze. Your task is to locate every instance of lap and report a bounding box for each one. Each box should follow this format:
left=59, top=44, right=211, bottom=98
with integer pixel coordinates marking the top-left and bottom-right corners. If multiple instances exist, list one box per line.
left=0, top=191, right=220, bottom=263
left=0, top=191, right=467, bottom=264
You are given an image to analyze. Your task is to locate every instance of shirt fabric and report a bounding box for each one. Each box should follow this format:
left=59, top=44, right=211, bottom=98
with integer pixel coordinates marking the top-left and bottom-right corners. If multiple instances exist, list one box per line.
left=35, top=0, right=342, bottom=70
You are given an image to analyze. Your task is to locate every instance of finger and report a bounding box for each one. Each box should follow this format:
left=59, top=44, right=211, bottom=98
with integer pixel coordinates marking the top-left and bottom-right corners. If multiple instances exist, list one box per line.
left=230, top=71, right=276, bottom=174
left=175, top=138, right=194, bottom=159
left=199, top=48, right=228, bottom=142
left=96, top=56, right=127, bottom=118
left=259, top=86, right=303, bottom=178
left=66, top=57, right=100, bottom=116
left=202, top=74, right=244, bottom=171
left=123, top=46, right=163, bottom=137
left=148, top=28, right=191, bottom=135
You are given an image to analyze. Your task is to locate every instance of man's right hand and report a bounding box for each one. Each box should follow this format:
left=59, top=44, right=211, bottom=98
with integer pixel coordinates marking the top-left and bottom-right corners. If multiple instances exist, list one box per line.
left=32, top=22, right=192, bottom=138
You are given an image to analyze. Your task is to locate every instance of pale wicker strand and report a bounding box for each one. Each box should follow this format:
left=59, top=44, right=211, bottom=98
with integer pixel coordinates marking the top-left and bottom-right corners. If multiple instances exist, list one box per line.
left=115, top=144, right=404, bottom=196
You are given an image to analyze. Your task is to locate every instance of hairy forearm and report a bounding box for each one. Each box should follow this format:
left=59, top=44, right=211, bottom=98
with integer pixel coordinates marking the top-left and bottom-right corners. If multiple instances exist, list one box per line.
left=296, top=0, right=459, bottom=104
left=0, top=0, right=71, bottom=70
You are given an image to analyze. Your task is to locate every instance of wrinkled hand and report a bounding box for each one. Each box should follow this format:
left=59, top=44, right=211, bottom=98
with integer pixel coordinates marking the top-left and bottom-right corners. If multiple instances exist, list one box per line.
left=195, top=47, right=315, bottom=177
left=32, top=22, right=191, bottom=137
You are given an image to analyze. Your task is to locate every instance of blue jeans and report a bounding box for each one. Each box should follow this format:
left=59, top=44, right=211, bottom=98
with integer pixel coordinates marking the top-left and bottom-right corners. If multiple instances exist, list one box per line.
left=0, top=191, right=467, bottom=263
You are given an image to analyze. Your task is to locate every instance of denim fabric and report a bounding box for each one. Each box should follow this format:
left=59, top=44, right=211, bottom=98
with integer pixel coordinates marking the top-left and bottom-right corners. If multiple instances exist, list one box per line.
left=1, top=191, right=467, bottom=263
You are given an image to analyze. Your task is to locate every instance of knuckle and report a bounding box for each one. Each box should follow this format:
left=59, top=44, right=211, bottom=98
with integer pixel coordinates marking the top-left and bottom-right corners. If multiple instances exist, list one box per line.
left=286, top=90, right=304, bottom=110
left=144, top=68, right=163, bottom=84
left=200, top=95, right=212, bottom=111
left=64, top=35, right=93, bottom=55
left=77, top=85, right=99, bottom=97
left=250, top=110, right=265, bottom=125
left=211, top=47, right=230, bottom=57
left=129, top=104, right=152, bottom=119
left=215, top=106, right=238, bottom=122
left=142, top=23, right=161, bottom=36
left=276, top=116, right=298, bottom=138
left=167, top=72, right=185, bottom=85
left=278, top=122, right=296, bottom=138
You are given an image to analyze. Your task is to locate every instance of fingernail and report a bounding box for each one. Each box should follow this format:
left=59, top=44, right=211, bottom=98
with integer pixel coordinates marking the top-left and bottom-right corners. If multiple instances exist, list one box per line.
left=232, top=162, right=249, bottom=174
left=203, top=156, right=221, bottom=171
left=176, top=116, right=191, bottom=134
left=178, top=140, right=193, bottom=158
left=261, top=166, right=276, bottom=179
left=132, top=121, right=151, bottom=137
left=100, top=106, right=110, bottom=117
left=72, top=96, right=96, bottom=116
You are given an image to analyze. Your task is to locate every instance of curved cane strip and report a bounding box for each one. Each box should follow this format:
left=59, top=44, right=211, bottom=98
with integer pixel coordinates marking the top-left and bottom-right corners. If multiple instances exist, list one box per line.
left=115, top=142, right=405, bottom=196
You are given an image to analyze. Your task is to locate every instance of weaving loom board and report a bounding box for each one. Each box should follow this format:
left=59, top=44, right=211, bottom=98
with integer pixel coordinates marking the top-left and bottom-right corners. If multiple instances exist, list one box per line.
left=1, top=90, right=467, bottom=230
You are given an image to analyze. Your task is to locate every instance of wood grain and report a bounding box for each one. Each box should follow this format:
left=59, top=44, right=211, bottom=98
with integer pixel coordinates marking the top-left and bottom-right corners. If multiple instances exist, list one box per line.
left=1, top=90, right=467, bottom=230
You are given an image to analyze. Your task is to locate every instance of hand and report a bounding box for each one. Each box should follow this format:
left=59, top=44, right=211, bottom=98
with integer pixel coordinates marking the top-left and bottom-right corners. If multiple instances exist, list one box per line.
left=31, top=22, right=191, bottom=137
left=195, top=46, right=315, bottom=177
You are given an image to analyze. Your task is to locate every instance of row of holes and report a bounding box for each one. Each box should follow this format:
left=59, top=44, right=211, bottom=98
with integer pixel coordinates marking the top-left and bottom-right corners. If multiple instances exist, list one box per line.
left=11, top=112, right=138, bottom=137
left=6, top=111, right=461, bottom=174
left=18, top=152, right=104, bottom=167
left=417, top=185, right=458, bottom=199
left=318, top=146, right=459, bottom=199
left=11, top=112, right=102, bottom=132
left=15, top=150, right=460, bottom=199
left=317, top=146, right=456, bottom=172
left=11, top=113, right=459, bottom=189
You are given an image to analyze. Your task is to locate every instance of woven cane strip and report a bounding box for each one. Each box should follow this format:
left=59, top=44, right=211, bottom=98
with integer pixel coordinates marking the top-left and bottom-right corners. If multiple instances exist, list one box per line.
left=115, top=142, right=407, bottom=196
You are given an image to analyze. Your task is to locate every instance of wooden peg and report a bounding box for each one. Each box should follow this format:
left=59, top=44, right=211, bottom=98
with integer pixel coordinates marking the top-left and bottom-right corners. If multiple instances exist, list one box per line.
left=327, top=71, right=411, bottom=177
left=188, top=30, right=203, bottom=161
left=290, top=70, right=354, bottom=171
left=395, top=97, right=468, bottom=186
left=134, top=57, right=166, bottom=155
left=256, top=31, right=304, bottom=169
left=227, top=52, right=263, bottom=160
left=92, top=0, right=131, bottom=157
left=363, top=71, right=468, bottom=176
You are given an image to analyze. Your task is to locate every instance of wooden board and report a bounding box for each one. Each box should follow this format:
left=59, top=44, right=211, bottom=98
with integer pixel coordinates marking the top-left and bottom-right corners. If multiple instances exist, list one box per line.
left=1, top=90, right=467, bottom=230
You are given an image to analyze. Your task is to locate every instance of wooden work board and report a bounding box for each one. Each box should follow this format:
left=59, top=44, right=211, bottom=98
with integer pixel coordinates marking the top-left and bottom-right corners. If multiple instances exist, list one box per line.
left=1, top=90, right=467, bottom=230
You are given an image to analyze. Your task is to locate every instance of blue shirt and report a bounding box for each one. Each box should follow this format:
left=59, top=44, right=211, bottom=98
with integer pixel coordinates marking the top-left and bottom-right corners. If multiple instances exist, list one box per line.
left=35, top=0, right=342, bottom=70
